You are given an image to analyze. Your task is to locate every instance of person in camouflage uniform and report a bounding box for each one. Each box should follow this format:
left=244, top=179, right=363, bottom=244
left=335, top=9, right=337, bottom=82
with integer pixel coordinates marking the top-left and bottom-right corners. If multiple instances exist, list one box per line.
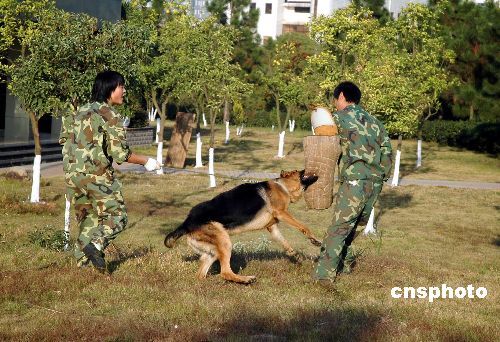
left=314, top=81, right=393, bottom=283
left=59, top=71, right=161, bottom=273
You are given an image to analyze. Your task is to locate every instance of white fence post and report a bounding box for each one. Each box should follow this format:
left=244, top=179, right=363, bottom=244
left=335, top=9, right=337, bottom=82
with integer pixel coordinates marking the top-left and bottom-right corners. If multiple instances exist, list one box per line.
left=208, top=147, right=216, bottom=188
left=30, top=155, right=41, bottom=203
left=195, top=132, right=203, bottom=168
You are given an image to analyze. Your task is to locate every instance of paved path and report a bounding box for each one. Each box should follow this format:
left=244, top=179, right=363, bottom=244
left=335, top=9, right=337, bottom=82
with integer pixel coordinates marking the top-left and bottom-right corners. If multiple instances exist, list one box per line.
left=2, top=161, right=499, bottom=190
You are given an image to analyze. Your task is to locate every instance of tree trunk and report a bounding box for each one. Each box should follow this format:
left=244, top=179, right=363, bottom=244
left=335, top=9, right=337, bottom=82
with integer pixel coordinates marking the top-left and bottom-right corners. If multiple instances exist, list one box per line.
left=209, top=108, right=217, bottom=148
left=165, top=112, right=194, bottom=168
left=223, top=98, right=230, bottom=123
left=416, top=129, right=422, bottom=168
left=28, top=111, right=41, bottom=203
left=391, top=135, right=403, bottom=187
left=275, top=95, right=281, bottom=131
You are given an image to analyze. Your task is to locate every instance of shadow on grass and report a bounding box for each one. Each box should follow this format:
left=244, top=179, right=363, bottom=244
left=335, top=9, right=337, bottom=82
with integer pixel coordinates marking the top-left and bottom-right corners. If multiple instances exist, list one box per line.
left=182, top=249, right=306, bottom=276
left=106, top=245, right=152, bottom=273
left=203, top=307, right=382, bottom=341
left=493, top=235, right=500, bottom=247
left=378, top=190, right=413, bottom=210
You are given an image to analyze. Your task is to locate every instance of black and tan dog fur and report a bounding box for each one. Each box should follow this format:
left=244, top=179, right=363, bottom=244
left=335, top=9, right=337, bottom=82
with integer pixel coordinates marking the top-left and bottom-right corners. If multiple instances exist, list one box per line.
left=164, top=170, right=321, bottom=284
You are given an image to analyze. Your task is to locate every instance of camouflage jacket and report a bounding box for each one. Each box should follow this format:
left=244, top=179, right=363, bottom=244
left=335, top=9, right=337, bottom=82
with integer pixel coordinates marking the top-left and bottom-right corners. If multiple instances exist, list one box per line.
left=59, top=102, right=131, bottom=176
left=333, top=104, right=393, bottom=182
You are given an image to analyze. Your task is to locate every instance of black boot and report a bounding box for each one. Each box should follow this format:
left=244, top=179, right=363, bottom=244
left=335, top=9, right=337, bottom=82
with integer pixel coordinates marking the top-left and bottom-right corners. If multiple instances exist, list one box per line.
left=82, top=243, right=107, bottom=274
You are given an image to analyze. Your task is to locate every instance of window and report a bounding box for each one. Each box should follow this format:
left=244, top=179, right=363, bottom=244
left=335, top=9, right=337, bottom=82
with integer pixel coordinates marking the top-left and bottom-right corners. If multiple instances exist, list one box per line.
left=294, top=7, right=310, bottom=13
left=250, top=3, right=256, bottom=10
left=282, top=24, right=308, bottom=34
left=265, top=3, right=272, bottom=14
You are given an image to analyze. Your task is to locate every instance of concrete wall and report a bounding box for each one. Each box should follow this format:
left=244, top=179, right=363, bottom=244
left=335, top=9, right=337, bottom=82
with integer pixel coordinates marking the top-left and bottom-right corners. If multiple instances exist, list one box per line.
left=4, top=88, right=30, bottom=142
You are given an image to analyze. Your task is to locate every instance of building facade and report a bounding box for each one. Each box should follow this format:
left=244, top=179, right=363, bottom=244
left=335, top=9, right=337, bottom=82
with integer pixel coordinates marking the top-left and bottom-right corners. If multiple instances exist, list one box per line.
left=251, top=0, right=428, bottom=41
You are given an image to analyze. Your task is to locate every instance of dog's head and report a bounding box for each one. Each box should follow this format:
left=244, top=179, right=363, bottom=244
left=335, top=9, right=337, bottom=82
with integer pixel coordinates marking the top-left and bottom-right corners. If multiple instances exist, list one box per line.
left=279, top=170, right=318, bottom=202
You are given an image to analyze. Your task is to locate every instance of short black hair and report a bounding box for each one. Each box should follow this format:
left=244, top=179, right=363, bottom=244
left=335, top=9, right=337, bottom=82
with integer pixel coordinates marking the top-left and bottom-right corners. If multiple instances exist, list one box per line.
left=332, top=81, right=361, bottom=104
left=91, top=70, right=125, bottom=103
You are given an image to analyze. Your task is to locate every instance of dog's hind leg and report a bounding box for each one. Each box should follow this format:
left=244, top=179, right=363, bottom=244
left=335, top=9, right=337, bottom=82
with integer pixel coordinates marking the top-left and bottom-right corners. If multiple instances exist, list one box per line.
left=197, top=253, right=217, bottom=279
left=187, top=231, right=218, bottom=280
left=266, top=224, right=297, bottom=258
left=211, top=223, right=256, bottom=284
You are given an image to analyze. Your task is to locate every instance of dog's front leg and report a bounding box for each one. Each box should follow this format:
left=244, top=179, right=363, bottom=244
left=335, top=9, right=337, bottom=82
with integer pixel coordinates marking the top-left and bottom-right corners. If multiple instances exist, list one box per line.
left=274, top=210, right=322, bottom=247
left=266, top=224, right=297, bottom=257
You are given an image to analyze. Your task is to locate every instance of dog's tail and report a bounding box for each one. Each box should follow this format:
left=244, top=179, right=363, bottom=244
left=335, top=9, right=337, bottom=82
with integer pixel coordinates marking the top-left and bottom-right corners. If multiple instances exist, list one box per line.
left=164, top=221, right=189, bottom=248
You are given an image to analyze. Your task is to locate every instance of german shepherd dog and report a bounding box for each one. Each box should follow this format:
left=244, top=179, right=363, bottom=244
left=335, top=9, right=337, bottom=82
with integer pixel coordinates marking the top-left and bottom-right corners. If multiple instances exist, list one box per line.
left=164, top=170, right=321, bottom=284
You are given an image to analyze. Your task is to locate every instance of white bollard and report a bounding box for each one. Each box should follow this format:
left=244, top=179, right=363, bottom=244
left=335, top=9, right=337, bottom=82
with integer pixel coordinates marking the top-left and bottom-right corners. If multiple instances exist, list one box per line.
left=272, top=125, right=275, bottom=131
left=292, top=120, right=295, bottom=132
left=202, top=113, right=207, bottom=127
left=363, top=208, right=376, bottom=235
left=156, top=141, right=164, bottom=175
left=277, top=131, right=285, bottom=158
left=289, top=120, right=292, bottom=132
left=208, top=147, right=216, bottom=188
left=30, top=154, right=41, bottom=203
left=391, top=150, right=401, bottom=187
left=195, top=132, right=203, bottom=168
left=417, top=139, right=422, bottom=168
left=64, top=194, right=71, bottom=250
left=224, top=121, right=230, bottom=144
left=155, top=117, right=160, bottom=144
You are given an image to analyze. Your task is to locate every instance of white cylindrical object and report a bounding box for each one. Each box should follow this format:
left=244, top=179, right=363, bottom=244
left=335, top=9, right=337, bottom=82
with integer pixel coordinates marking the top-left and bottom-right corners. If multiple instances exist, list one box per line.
left=202, top=113, right=207, bottom=127
left=155, top=117, right=160, bottom=143
left=272, top=125, right=275, bottom=131
left=291, top=120, right=295, bottom=132
left=156, top=141, right=164, bottom=175
left=417, top=139, right=422, bottom=168
left=64, top=194, right=71, bottom=250
left=363, top=208, right=376, bottom=235
left=391, top=150, right=401, bottom=187
left=311, top=107, right=334, bottom=129
left=225, top=121, right=230, bottom=144
left=208, top=147, right=216, bottom=188
left=195, top=132, right=203, bottom=168
left=30, top=154, right=41, bottom=203
left=288, top=120, right=292, bottom=132
left=277, top=131, right=285, bottom=158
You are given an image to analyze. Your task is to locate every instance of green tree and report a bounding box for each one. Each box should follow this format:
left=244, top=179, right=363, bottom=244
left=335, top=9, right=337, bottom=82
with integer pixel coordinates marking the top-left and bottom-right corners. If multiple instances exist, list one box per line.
left=309, top=5, right=454, bottom=138
left=131, top=1, right=189, bottom=150
left=436, top=0, right=499, bottom=122
left=179, top=16, right=249, bottom=147
left=9, top=8, right=152, bottom=155
left=352, top=0, right=391, bottom=24
left=0, top=0, right=54, bottom=81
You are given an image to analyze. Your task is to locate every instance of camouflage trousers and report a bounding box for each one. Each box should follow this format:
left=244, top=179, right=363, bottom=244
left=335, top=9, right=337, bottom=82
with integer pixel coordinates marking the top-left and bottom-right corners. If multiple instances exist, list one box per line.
left=65, top=173, right=128, bottom=264
left=314, top=179, right=383, bottom=280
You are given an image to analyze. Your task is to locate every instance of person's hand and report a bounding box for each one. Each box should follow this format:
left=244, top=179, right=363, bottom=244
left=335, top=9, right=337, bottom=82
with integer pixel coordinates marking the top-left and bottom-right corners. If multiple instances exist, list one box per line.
left=144, top=158, right=162, bottom=171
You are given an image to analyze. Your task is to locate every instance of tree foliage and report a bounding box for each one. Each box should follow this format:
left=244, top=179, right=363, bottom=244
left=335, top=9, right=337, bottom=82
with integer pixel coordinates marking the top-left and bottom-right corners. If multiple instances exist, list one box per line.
left=0, top=0, right=54, bottom=81
left=309, top=5, right=455, bottom=136
left=436, top=0, right=499, bottom=122
left=9, top=7, right=153, bottom=117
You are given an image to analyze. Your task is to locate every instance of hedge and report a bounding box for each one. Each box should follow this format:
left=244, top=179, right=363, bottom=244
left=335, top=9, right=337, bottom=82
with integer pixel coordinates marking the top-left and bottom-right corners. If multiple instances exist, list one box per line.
left=422, top=120, right=500, bottom=155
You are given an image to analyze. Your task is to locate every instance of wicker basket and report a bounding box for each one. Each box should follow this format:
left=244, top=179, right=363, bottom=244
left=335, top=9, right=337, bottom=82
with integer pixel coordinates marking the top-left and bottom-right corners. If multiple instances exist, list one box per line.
left=303, top=135, right=341, bottom=209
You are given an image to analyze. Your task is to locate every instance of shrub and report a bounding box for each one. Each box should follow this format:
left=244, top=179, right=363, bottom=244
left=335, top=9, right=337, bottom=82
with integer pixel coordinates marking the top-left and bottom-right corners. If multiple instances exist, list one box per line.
left=28, top=226, right=69, bottom=252
left=422, top=120, right=500, bottom=155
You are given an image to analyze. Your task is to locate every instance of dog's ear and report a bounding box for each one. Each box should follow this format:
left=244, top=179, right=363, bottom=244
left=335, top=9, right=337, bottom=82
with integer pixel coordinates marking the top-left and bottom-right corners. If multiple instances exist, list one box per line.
left=280, top=170, right=289, bottom=178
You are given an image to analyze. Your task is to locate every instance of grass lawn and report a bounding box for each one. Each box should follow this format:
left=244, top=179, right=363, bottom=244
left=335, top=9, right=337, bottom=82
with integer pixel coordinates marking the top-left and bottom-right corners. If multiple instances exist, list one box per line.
left=0, top=124, right=499, bottom=341
left=134, top=123, right=500, bottom=183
